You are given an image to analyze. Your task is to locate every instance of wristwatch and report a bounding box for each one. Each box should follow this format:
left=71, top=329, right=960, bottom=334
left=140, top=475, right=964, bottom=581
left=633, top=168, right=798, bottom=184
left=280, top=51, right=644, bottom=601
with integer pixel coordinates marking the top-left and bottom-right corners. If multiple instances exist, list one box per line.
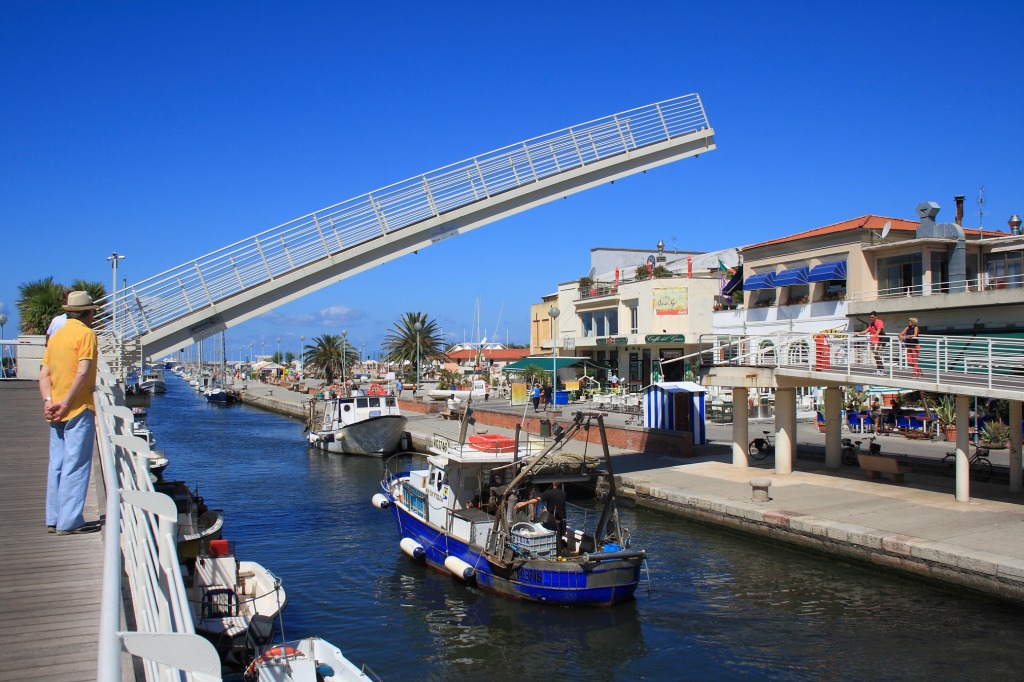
left=44, top=395, right=51, bottom=402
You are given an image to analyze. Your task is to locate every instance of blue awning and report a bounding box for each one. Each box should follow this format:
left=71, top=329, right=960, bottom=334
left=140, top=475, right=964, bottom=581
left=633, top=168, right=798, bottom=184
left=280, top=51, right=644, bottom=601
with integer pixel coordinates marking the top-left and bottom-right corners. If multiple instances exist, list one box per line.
left=775, top=266, right=809, bottom=287
left=807, top=260, right=847, bottom=282
left=743, top=272, right=776, bottom=290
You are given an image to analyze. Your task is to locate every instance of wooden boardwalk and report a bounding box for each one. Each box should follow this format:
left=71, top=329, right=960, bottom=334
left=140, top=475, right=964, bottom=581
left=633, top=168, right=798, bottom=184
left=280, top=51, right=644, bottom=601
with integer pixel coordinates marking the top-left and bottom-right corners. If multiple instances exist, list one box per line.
left=0, top=381, right=104, bottom=681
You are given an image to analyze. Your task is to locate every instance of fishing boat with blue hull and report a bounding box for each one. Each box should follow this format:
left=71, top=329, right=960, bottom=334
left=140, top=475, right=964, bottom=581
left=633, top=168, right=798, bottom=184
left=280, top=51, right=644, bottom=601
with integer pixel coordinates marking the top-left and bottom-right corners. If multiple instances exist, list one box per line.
left=373, top=411, right=645, bottom=606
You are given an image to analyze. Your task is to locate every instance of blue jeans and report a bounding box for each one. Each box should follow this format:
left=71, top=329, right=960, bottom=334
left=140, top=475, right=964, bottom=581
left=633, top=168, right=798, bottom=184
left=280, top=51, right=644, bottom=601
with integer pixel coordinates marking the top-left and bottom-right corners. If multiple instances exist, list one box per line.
left=47, top=409, right=96, bottom=531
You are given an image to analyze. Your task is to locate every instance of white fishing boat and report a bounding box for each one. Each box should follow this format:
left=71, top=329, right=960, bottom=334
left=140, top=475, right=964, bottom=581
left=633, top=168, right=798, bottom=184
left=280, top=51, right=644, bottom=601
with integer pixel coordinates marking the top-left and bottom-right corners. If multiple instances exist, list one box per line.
left=244, top=636, right=379, bottom=681
left=139, top=368, right=167, bottom=393
left=186, top=539, right=287, bottom=659
left=306, top=394, right=407, bottom=456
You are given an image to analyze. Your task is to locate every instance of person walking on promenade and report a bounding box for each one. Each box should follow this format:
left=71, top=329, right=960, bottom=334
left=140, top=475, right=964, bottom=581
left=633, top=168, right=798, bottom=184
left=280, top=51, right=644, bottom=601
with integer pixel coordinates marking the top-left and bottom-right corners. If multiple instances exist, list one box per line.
left=38, top=291, right=101, bottom=535
left=543, top=382, right=553, bottom=411
left=899, top=317, right=921, bottom=378
left=857, top=312, right=885, bottom=375
left=531, top=383, right=541, bottom=412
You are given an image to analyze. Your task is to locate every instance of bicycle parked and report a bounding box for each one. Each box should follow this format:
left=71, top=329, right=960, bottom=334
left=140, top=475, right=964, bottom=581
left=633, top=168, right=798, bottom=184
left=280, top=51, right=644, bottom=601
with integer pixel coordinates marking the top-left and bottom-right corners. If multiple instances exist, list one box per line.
left=941, top=444, right=992, bottom=482
left=748, top=431, right=775, bottom=460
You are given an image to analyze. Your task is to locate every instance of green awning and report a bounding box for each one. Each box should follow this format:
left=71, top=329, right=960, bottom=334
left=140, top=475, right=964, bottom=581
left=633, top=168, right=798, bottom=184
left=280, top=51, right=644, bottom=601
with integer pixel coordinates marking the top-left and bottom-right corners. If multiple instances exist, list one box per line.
left=502, top=356, right=612, bottom=373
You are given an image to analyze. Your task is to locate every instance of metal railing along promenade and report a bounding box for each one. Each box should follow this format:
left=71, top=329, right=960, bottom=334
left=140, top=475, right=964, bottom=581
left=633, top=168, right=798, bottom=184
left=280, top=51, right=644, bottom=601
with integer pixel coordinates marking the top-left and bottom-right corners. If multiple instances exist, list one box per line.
left=701, top=331, right=1024, bottom=398
left=94, top=354, right=221, bottom=681
left=95, top=95, right=711, bottom=344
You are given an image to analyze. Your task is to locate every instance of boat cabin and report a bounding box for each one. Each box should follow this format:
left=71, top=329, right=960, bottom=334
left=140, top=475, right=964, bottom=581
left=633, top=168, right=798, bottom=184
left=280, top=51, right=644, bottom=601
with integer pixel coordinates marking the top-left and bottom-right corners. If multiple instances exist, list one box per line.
left=319, top=395, right=401, bottom=431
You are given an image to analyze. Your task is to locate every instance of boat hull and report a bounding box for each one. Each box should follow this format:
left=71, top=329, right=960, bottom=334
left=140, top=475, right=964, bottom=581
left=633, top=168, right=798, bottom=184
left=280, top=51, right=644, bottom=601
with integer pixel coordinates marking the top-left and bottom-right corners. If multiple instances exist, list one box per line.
left=384, top=486, right=641, bottom=606
left=311, top=415, right=407, bottom=456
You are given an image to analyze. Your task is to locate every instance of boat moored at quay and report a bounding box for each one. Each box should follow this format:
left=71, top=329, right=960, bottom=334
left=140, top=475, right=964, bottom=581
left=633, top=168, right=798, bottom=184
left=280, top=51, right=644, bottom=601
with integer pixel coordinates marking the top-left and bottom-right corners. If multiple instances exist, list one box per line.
left=306, top=393, right=407, bottom=456
left=374, top=411, right=645, bottom=606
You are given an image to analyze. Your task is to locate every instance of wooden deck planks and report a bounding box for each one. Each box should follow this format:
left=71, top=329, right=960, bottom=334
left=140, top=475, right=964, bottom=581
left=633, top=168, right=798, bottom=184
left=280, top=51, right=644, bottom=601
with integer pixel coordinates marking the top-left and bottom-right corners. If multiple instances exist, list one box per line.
left=0, top=382, right=104, bottom=682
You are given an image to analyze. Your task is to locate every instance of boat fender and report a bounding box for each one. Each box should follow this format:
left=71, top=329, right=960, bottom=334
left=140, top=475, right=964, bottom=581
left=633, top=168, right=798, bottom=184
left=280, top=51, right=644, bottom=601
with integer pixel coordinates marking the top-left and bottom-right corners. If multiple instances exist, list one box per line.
left=371, top=493, right=391, bottom=510
left=400, top=537, right=425, bottom=560
left=444, top=555, right=475, bottom=581
left=317, top=664, right=336, bottom=678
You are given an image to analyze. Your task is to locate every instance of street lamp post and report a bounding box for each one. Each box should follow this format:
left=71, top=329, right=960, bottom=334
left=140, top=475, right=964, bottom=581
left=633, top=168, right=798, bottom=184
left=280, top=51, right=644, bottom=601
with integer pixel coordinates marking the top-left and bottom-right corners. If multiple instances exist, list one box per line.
left=0, top=313, right=8, bottom=376
left=299, top=336, right=305, bottom=371
left=249, top=343, right=253, bottom=363
left=106, top=252, right=125, bottom=333
left=414, top=321, right=423, bottom=400
left=276, top=337, right=281, bottom=364
left=549, top=306, right=560, bottom=403
left=341, top=330, right=348, bottom=394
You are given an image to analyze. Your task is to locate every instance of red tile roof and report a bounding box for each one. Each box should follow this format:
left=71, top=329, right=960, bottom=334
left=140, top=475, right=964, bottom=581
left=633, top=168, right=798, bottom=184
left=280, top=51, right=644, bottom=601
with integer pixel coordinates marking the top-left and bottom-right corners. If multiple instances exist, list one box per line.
left=446, top=348, right=531, bottom=362
left=745, top=214, right=1000, bottom=250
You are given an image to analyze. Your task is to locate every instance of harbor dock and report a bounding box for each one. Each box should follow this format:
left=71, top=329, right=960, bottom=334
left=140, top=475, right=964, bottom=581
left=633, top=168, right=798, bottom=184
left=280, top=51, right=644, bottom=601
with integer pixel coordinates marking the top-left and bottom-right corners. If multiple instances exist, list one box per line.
left=0, top=382, right=106, bottom=682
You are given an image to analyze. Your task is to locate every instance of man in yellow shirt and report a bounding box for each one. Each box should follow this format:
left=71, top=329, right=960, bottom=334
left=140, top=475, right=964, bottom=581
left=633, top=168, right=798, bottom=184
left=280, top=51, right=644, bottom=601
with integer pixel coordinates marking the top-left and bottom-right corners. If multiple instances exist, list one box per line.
left=38, top=291, right=100, bottom=535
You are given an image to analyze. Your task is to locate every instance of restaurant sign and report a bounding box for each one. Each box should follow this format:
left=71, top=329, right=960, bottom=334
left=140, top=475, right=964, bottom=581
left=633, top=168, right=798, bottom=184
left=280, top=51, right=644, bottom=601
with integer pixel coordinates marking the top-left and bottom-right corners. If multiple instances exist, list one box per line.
left=596, top=336, right=628, bottom=346
left=645, top=334, right=686, bottom=343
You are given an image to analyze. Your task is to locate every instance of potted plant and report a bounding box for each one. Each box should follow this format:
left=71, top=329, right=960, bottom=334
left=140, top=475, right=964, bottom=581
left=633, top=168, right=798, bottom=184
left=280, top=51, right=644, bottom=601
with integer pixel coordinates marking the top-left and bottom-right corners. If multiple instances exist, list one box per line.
left=980, top=420, right=1011, bottom=449
left=932, top=395, right=957, bottom=441
left=578, top=275, right=594, bottom=294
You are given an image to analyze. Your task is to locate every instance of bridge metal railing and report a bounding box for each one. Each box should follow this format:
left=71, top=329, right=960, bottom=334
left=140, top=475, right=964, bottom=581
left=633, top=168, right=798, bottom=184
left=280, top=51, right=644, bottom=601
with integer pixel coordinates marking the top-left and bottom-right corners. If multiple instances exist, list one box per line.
left=95, top=94, right=711, bottom=342
left=94, top=354, right=222, bottom=681
left=700, top=331, right=1024, bottom=394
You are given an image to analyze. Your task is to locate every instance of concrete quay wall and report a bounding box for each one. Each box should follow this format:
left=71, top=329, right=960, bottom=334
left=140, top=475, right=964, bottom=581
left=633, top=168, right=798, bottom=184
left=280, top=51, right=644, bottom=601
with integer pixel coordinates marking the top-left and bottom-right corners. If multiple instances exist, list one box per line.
left=619, top=477, right=1024, bottom=603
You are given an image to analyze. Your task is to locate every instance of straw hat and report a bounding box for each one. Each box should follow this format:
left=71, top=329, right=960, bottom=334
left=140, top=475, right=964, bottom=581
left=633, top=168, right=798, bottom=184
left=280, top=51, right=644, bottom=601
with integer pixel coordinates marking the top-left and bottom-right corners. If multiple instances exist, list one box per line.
left=63, top=290, right=99, bottom=311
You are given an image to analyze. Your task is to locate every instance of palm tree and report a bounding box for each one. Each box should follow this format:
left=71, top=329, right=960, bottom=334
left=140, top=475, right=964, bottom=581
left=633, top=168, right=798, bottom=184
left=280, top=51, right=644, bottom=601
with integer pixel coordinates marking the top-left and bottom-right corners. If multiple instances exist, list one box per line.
left=302, top=334, right=346, bottom=385
left=16, top=277, right=107, bottom=335
left=17, top=277, right=66, bottom=335
left=381, top=312, right=447, bottom=380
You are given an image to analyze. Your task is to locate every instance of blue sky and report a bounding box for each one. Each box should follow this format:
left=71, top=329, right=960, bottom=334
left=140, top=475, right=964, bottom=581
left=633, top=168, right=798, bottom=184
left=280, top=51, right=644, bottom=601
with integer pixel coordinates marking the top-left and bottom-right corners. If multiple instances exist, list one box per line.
left=2, top=1, right=1022, bottom=359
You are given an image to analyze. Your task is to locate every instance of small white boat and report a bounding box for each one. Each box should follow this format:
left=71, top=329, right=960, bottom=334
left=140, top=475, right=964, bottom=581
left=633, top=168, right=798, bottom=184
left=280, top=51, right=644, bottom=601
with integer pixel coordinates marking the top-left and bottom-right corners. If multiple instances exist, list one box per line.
left=245, top=636, right=379, bottom=681
left=187, top=540, right=287, bottom=659
left=139, top=369, right=167, bottom=393
left=426, top=379, right=488, bottom=402
left=306, top=394, right=407, bottom=456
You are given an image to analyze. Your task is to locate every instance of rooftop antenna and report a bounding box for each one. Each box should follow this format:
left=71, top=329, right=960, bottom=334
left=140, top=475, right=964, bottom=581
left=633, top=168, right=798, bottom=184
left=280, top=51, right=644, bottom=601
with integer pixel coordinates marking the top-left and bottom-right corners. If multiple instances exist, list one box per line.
left=587, top=266, right=596, bottom=279
left=978, top=186, right=986, bottom=232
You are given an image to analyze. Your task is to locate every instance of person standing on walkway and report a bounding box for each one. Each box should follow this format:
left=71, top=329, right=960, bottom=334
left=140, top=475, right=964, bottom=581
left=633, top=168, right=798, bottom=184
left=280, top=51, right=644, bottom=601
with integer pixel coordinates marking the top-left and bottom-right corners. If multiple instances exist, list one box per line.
left=394, top=378, right=403, bottom=396
left=898, top=317, right=921, bottom=378
left=38, top=291, right=100, bottom=535
left=543, top=382, right=553, bottom=411
left=531, top=382, right=541, bottom=412
left=857, top=312, right=885, bottom=375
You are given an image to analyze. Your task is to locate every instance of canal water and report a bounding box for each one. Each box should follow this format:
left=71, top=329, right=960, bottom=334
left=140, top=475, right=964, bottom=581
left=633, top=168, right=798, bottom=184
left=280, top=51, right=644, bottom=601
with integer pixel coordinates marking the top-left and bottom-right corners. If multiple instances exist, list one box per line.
left=149, top=376, right=1023, bottom=681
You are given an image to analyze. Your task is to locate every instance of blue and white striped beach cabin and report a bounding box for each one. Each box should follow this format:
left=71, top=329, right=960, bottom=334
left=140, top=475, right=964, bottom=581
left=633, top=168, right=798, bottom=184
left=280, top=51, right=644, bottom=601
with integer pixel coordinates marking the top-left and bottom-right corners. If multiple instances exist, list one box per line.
left=643, top=381, right=706, bottom=445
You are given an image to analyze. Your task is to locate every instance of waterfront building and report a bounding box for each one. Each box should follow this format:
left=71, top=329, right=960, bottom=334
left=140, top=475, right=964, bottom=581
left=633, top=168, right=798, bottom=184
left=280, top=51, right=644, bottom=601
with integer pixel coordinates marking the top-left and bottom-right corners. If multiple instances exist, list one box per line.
left=717, top=197, right=1024, bottom=344
left=535, top=242, right=739, bottom=392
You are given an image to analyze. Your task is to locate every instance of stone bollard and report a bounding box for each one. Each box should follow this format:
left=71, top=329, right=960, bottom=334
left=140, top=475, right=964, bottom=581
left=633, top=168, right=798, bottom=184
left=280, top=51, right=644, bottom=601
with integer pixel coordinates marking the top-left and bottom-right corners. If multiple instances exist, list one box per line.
left=750, top=477, right=772, bottom=503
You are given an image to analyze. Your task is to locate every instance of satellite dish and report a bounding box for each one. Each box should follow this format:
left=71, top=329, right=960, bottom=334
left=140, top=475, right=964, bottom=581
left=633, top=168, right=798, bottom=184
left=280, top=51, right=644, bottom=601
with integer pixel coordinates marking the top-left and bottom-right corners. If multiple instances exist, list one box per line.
left=588, top=267, right=596, bottom=279
left=880, top=220, right=891, bottom=239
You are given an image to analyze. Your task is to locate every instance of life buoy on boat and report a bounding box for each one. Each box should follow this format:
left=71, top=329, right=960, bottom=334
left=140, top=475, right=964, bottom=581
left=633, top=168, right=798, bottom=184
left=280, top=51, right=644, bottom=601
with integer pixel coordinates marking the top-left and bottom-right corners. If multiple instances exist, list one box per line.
left=468, top=433, right=516, bottom=454
left=244, top=646, right=303, bottom=675
left=367, top=383, right=386, bottom=396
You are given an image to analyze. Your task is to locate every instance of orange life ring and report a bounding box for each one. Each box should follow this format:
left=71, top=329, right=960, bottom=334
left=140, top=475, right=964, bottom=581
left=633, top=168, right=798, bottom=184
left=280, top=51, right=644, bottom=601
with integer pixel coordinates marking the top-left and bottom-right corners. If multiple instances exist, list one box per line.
left=368, top=383, right=386, bottom=396
left=245, top=646, right=303, bottom=675
left=468, top=433, right=516, bottom=454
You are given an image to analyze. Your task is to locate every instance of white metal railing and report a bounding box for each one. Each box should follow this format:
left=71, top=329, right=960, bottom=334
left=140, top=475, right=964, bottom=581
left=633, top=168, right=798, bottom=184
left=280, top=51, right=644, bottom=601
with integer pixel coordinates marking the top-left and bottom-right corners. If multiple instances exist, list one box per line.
left=95, top=355, right=221, bottom=681
left=95, top=95, right=711, bottom=341
left=700, top=331, right=1024, bottom=394
left=841, top=272, right=1024, bottom=303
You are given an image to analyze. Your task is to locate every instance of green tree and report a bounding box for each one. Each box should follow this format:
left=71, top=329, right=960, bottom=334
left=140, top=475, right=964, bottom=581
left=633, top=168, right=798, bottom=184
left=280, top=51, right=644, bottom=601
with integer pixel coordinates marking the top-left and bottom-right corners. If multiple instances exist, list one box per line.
left=382, top=312, right=447, bottom=380
left=303, top=334, right=346, bottom=385
left=16, top=277, right=107, bottom=335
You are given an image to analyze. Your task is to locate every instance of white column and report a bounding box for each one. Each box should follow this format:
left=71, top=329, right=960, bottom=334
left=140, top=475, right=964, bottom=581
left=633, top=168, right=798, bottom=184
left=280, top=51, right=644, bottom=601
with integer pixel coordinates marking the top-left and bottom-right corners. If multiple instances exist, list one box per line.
left=732, top=387, right=749, bottom=468
left=775, top=387, right=796, bottom=474
left=824, top=387, right=842, bottom=469
left=1010, top=400, right=1023, bottom=494
left=955, top=394, right=971, bottom=502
